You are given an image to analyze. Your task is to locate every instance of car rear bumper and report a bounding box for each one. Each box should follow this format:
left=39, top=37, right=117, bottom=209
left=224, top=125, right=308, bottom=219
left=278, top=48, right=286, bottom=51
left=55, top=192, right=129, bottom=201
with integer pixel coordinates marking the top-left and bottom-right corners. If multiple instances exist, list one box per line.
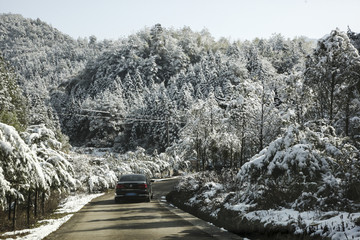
left=115, top=193, right=149, bottom=198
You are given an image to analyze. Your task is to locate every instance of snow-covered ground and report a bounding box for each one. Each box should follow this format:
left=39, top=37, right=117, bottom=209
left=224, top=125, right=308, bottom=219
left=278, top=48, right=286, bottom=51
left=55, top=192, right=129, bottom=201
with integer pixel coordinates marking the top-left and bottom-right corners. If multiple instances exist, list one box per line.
left=231, top=205, right=360, bottom=240
left=176, top=172, right=360, bottom=239
left=1, top=193, right=103, bottom=240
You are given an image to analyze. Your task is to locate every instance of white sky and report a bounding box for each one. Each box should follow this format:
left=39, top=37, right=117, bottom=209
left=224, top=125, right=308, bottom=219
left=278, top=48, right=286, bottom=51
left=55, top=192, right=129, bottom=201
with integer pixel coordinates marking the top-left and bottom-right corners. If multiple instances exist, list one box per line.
left=1, top=0, right=360, bottom=41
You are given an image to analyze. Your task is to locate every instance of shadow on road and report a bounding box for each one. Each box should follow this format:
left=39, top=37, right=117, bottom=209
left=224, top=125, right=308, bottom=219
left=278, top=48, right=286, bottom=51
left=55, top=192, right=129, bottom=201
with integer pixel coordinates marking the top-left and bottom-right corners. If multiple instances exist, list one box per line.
left=161, top=229, right=213, bottom=239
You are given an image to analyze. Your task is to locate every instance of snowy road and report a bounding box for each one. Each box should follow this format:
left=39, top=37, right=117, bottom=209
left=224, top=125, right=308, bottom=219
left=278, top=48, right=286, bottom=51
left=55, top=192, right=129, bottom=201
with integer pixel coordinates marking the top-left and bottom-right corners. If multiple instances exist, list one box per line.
left=44, top=179, right=241, bottom=240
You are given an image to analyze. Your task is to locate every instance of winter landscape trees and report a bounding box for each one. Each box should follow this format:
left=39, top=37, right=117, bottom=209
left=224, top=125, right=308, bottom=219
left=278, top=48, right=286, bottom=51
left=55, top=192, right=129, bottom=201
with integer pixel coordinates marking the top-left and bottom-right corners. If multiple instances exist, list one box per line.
left=0, top=54, right=27, bottom=132
left=0, top=13, right=360, bottom=238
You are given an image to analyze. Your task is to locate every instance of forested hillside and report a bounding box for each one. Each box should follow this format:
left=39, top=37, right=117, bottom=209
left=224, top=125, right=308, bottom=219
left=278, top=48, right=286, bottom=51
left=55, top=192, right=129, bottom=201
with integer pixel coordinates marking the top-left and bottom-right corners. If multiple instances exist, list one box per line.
left=0, top=14, right=112, bottom=130
left=1, top=13, right=360, bottom=237
left=2, top=14, right=360, bottom=168
left=53, top=23, right=314, bottom=156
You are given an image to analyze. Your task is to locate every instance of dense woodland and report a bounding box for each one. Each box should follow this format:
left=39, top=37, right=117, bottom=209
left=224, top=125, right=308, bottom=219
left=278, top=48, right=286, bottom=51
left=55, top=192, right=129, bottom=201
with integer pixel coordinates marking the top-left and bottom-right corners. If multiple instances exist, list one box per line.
left=1, top=13, right=360, bottom=234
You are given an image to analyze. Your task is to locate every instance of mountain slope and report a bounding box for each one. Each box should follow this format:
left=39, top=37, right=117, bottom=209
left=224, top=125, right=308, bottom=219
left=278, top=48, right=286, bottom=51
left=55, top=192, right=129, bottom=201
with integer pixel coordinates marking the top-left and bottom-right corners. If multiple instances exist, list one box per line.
left=53, top=24, right=313, bottom=154
left=0, top=13, right=110, bottom=129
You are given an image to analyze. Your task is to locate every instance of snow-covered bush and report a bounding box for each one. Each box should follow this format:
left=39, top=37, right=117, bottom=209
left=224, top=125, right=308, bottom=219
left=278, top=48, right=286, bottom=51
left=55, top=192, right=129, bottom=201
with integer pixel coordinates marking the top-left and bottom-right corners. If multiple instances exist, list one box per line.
left=234, top=122, right=360, bottom=211
left=169, top=123, right=360, bottom=239
left=87, top=164, right=118, bottom=192
left=22, top=124, right=62, bottom=150
left=174, top=170, right=237, bottom=217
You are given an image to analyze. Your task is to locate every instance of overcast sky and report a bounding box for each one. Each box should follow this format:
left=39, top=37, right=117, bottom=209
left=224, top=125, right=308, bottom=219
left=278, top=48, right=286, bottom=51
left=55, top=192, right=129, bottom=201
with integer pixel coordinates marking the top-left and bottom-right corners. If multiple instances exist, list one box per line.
left=1, top=0, right=360, bottom=41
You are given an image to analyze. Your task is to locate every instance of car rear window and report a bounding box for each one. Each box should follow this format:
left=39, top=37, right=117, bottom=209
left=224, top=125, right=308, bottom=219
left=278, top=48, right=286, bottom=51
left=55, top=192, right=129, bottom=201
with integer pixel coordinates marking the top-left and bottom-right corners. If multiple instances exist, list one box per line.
left=120, top=175, right=146, bottom=182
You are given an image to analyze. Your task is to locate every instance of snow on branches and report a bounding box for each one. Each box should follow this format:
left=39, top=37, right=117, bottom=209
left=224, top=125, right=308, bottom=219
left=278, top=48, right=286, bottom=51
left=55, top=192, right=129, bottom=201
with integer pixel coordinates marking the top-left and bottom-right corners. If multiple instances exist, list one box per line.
left=0, top=123, right=76, bottom=209
left=235, top=121, right=360, bottom=211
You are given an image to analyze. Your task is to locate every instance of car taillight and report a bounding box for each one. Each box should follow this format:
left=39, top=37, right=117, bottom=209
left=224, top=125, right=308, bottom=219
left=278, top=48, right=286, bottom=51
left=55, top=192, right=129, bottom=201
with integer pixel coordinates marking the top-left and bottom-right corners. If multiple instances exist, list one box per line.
left=116, top=184, right=125, bottom=189
left=138, top=184, right=147, bottom=189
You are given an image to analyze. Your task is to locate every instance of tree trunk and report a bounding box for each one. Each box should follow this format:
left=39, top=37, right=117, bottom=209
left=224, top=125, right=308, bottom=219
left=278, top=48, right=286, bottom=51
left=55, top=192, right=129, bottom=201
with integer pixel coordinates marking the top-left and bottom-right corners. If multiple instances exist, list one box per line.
left=329, top=73, right=336, bottom=123
left=34, top=188, right=38, bottom=218
left=259, top=108, right=264, bottom=151
left=41, top=192, right=45, bottom=215
left=8, top=196, right=12, bottom=220
left=196, top=134, right=200, bottom=172
left=202, top=147, right=206, bottom=171
left=12, top=195, right=18, bottom=231
left=240, top=116, right=246, bottom=167
left=230, top=143, right=233, bottom=169
left=344, top=89, right=351, bottom=136
left=259, top=81, right=265, bottom=152
left=27, top=191, right=31, bottom=227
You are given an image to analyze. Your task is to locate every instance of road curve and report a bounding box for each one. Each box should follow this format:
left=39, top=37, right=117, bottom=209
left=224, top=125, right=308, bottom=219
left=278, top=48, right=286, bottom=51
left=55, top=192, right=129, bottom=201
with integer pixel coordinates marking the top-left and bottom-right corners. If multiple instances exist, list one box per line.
left=44, top=179, right=242, bottom=240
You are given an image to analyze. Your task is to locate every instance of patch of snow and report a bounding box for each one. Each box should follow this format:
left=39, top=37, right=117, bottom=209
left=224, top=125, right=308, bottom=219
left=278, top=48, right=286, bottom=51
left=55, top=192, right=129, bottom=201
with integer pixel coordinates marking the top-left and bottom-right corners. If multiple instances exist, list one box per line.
left=241, top=209, right=360, bottom=240
left=210, top=208, right=220, bottom=218
left=2, top=215, right=73, bottom=240
left=56, top=193, right=103, bottom=213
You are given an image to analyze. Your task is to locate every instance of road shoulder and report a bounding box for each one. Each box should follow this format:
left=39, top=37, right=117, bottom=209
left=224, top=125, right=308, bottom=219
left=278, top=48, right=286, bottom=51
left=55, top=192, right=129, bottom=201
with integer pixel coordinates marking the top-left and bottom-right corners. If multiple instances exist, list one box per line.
left=159, top=200, right=242, bottom=240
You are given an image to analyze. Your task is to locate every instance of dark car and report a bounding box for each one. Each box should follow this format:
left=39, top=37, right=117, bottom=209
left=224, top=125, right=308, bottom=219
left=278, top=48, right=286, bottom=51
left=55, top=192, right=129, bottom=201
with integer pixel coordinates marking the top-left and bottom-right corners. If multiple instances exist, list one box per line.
left=114, top=174, right=153, bottom=203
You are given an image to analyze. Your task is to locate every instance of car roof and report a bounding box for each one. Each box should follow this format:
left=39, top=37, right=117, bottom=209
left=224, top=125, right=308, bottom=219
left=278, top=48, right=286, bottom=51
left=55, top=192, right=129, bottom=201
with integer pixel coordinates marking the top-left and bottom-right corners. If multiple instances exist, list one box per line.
left=119, top=174, right=147, bottom=181
left=121, top=174, right=146, bottom=177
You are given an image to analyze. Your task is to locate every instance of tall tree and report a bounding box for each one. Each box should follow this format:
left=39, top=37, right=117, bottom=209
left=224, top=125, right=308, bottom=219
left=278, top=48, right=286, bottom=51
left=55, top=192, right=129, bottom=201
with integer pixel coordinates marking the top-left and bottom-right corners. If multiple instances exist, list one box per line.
left=0, top=53, right=27, bottom=131
left=304, top=29, right=360, bottom=136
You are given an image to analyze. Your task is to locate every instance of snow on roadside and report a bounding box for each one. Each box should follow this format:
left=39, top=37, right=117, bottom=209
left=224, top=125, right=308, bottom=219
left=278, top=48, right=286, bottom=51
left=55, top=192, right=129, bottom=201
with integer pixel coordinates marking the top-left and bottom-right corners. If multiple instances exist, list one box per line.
left=56, top=193, right=104, bottom=213
left=1, top=193, right=103, bottom=240
left=1, top=215, right=73, bottom=240
left=175, top=160, right=360, bottom=240
left=239, top=208, right=360, bottom=240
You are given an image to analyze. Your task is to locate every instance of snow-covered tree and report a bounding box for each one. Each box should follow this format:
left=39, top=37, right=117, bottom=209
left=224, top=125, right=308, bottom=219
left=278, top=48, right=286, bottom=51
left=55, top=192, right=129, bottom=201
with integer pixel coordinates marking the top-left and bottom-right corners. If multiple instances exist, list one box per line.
left=0, top=123, right=46, bottom=209
left=304, top=29, right=360, bottom=138
left=0, top=54, right=27, bottom=131
left=234, top=122, right=360, bottom=211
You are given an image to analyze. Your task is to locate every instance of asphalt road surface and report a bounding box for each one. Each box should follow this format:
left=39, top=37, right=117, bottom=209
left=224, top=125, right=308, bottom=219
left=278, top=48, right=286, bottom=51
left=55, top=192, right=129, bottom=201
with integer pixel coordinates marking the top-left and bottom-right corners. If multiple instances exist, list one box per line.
left=44, top=178, right=242, bottom=240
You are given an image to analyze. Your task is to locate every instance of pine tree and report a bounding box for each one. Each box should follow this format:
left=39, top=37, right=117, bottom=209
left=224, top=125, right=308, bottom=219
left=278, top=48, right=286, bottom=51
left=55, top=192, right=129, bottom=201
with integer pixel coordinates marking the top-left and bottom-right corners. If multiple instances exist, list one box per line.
left=304, top=29, right=360, bottom=137
left=0, top=53, right=27, bottom=131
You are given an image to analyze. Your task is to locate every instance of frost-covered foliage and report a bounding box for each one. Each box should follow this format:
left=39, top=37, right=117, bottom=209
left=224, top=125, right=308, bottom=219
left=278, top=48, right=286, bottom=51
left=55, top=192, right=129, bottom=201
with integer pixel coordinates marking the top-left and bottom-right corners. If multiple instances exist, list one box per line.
left=0, top=123, right=46, bottom=203
left=1, top=121, right=181, bottom=211
left=304, top=29, right=360, bottom=139
left=0, top=166, right=11, bottom=207
left=0, top=54, right=27, bottom=131
left=71, top=147, right=187, bottom=193
left=175, top=94, right=244, bottom=171
left=0, top=123, right=76, bottom=209
left=175, top=171, right=236, bottom=216
left=348, top=27, right=360, bottom=52
left=171, top=122, right=360, bottom=239
left=174, top=172, right=360, bottom=239
left=234, top=122, right=360, bottom=211
left=42, top=20, right=313, bottom=154
left=21, top=124, right=77, bottom=192
left=0, top=122, right=188, bottom=200
left=0, top=13, right=112, bottom=131
left=172, top=170, right=236, bottom=219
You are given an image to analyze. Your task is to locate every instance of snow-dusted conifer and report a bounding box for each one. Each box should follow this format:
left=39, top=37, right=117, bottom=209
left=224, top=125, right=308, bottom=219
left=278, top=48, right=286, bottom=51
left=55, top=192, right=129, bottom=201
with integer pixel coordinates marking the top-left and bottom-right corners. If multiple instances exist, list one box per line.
left=304, top=29, right=360, bottom=137
left=0, top=123, right=46, bottom=206
left=235, top=121, right=360, bottom=211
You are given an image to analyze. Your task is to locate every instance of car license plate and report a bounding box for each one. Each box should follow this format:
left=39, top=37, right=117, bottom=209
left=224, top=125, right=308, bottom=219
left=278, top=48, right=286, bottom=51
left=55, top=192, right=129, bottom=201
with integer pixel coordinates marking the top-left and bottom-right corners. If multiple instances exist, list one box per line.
left=126, top=193, right=137, bottom=196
